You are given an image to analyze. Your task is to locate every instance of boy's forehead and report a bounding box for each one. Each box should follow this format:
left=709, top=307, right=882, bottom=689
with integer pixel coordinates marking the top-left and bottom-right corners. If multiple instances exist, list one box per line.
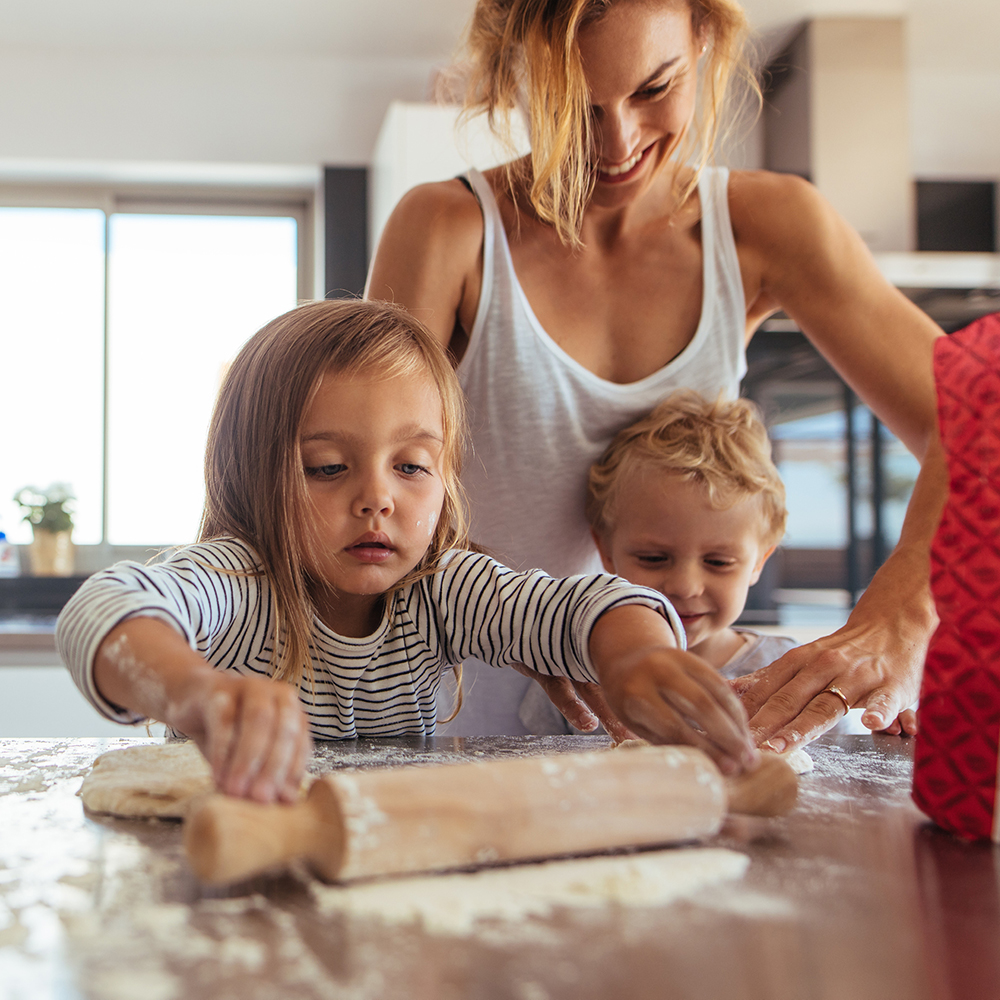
left=611, top=467, right=770, bottom=543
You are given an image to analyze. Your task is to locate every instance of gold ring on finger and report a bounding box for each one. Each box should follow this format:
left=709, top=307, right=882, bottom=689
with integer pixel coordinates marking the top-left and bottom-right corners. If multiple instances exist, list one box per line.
left=822, top=685, right=851, bottom=716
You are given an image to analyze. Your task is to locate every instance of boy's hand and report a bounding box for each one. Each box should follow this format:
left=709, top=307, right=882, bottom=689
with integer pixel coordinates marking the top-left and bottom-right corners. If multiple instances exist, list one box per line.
left=94, top=618, right=312, bottom=805
left=590, top=605, right=759, bottom=775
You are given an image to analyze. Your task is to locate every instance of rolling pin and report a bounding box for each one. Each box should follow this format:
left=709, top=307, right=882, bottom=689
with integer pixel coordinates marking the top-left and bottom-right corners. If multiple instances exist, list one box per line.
left=184, top=745, right=797, bottom=886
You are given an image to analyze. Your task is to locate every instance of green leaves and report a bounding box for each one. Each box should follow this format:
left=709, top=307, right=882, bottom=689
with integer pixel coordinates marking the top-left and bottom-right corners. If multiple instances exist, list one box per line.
left=13, top=483, right=75, bottom=534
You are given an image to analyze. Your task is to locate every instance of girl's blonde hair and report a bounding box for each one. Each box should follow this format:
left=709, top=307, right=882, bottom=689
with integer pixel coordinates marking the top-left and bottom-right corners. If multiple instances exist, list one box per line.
left=462, top=0, right=759, bottom=246
left=200, top=299, right=469, bottom=688
left=587, top=392, right=786, bottom=546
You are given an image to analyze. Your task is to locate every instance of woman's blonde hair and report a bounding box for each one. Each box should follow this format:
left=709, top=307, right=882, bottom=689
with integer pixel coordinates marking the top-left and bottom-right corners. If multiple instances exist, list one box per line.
left=200, top=299, right=469, bottom=689
left=462, top=0, right=759, bottom=246
left=587, top=392, right=786, bottom=546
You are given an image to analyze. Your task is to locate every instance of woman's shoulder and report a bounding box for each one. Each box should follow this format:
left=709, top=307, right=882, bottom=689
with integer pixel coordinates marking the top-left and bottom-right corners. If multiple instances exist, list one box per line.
left=382, top=177, right=484, bottom=251
left=727, top=170, right=834, bottom=239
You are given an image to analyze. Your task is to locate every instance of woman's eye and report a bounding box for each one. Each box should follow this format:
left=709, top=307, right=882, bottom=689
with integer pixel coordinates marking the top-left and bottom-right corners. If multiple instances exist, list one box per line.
left=305, top=464, right=345, bottom=478
left=636, top=81, right=671, bottom=100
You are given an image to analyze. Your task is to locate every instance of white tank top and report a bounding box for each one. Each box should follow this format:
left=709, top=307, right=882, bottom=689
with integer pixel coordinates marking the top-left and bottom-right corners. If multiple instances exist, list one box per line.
left=458, top=166, right=747, bottom=578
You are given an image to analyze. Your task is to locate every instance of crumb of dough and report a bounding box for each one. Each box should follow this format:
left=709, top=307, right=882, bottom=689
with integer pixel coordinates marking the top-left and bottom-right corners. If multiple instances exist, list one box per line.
left=79, top=742, right=214, bottom=819
left=765, top=747, right=814, bottom=774
left=312, top=847, right=749, bottom=936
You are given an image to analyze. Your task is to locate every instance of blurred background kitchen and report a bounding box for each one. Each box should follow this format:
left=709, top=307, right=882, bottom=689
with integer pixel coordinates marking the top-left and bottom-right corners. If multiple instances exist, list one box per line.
left=1, top=0, right=997, bottom=735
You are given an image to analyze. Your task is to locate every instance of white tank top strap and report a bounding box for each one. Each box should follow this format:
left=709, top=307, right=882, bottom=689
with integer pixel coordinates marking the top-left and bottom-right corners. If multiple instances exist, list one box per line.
left=456, top=165, right=748, bottom=578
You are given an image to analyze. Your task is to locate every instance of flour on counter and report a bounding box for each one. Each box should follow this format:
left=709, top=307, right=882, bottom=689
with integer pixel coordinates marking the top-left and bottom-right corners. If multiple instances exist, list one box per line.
left=312, top=847, right=749, bottom=936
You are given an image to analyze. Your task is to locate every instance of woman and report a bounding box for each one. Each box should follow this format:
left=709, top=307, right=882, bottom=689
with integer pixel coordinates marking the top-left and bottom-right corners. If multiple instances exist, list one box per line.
left=367, top=0, right=944, bottom=750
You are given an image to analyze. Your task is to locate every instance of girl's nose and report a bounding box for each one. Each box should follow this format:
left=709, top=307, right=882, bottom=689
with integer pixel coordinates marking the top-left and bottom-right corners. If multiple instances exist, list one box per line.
left=352, top=473, right=394, bottom=518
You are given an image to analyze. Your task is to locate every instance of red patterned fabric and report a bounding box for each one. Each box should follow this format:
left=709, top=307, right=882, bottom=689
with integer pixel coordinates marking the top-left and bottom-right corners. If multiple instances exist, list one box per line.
left=912, top=312, right=1000, bottom=839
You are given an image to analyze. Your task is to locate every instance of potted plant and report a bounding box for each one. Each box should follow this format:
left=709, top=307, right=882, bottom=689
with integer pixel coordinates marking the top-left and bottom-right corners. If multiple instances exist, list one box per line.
left=14, top=483, right=76, bottom=576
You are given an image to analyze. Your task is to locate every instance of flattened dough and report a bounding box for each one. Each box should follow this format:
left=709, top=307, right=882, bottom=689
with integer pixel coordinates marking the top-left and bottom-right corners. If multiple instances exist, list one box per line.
left=80, top=742, right=214, bottom=818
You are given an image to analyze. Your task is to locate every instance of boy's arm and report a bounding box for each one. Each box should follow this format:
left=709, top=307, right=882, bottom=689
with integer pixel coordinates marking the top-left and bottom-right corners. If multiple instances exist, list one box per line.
left=589, top=604, right=759, bottom=775
left=94, top=617, right=311, bottom=804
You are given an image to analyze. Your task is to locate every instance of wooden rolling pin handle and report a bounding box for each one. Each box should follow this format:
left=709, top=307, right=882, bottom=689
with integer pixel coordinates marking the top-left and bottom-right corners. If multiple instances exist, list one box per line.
left=184, top=780, right=344, bottom=885
left=723, top=754, right=798, bottom=817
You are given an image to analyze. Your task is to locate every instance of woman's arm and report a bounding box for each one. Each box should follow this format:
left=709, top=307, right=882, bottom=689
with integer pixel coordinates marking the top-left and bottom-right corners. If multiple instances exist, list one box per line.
left=729, top=172, right=946, bottom=747
left=94, top=618, right=311, bottom=804
left=365, top=178, right=485, bottom=350
left=734, top=430, right=946, bottom=749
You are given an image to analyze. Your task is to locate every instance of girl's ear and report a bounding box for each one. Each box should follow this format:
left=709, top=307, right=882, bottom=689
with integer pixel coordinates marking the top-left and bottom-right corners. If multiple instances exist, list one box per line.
left=590, top=527, right=617, bottom=574
left=749, top=543, right=778, bottom=586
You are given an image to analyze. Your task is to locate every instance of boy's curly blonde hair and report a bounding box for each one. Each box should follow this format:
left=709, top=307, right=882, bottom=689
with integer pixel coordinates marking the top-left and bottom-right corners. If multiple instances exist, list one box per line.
left=587, top=392, right=787, bottom=546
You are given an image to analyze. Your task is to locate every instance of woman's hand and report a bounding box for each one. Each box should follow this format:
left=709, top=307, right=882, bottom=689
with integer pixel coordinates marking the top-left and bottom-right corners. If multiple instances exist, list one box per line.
left=94, top=618, right=312, bottom=804
left=589, top=605, right=758, bottom=774
left=734, top=431, right=945, bottom=752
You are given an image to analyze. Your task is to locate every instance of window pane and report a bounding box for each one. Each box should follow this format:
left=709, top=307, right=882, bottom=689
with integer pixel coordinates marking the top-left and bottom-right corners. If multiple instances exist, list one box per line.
left=0, top=208, right=105, bottom=545
left=107, top=214, right=298, bottom=546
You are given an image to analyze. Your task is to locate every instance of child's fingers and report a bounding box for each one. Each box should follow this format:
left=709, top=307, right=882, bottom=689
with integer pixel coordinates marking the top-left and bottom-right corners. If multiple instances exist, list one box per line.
left=217, top=681, right=292, bottom=799
left=617, top=652, right=757, bottom=772
left=247, top=695, right=312, bottom=803
left=202, top=684, right=240, bottom=780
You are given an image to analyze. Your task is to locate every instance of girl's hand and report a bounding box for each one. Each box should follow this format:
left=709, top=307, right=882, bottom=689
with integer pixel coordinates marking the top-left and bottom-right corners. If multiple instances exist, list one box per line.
left=167, top=670, right=312, bottom=805
left=508, top=661, right=639, bottom=743
left=94, top=618, right=312, bottom=805
left=589, top=605, right=758, bottom=775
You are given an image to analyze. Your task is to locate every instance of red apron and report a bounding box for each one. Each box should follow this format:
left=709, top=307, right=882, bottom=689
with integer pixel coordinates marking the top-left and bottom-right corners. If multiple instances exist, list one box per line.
left=912, top=312, right=1000, bottom=839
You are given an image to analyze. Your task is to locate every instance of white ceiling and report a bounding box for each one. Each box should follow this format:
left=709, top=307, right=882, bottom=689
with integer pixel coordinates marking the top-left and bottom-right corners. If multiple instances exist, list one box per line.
left=0, top=0, right=995, bottom=70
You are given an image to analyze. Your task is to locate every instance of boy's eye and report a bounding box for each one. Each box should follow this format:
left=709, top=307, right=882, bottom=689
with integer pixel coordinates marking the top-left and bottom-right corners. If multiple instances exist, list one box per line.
left=636, top=554, right=668, bottom=565
left=705, top=558, right=735, bottom=569
left=305, top=464, right=346, bottom=478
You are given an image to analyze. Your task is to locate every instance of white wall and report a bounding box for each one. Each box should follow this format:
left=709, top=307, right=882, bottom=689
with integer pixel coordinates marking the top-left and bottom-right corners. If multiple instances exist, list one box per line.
left=0, top=51, right=438, bottom=171
left=0, top=0, right=996, bottom=182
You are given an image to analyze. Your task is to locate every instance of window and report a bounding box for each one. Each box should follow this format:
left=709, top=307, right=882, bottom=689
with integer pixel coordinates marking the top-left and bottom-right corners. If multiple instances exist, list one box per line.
left=0, top=186, right=312, bottom=555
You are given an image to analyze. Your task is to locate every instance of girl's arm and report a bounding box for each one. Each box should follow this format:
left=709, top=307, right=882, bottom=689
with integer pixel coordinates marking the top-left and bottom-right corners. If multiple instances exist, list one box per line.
left=730, top=172, right=945, bottom=747
left=94, top=617, right=311, bottom=804
left=589, top=604, right=758, bottom=775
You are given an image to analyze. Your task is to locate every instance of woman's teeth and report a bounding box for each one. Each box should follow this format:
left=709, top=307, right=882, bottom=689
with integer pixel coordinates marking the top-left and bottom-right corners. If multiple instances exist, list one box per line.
left=601, top=150, right=643, bottom=176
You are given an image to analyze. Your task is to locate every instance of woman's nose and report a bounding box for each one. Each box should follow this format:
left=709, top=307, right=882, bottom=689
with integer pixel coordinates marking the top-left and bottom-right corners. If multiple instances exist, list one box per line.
left=596, top=105, right=641, bottom=164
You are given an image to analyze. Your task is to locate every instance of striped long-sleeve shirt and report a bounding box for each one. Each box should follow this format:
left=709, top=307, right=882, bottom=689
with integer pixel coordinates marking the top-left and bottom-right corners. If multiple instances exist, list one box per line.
left=56, top=538, right=683, bottom=739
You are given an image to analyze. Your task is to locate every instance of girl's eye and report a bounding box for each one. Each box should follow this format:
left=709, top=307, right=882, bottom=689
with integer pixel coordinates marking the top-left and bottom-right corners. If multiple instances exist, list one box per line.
left=305, top=464, right=345, bottom=479
left=398, top=463, right=428, bottom=477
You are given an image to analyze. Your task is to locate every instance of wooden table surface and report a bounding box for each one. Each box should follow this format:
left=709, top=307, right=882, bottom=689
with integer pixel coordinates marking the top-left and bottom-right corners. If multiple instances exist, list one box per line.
left=1, top=733, right=997, bottom=1000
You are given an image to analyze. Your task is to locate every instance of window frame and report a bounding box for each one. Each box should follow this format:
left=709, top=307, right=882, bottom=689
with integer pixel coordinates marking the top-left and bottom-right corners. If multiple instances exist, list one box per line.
left=0, top=180, right=317, bottom=572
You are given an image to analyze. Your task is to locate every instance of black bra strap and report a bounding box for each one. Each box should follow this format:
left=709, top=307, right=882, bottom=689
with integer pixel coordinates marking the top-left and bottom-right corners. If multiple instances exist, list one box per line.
left=455, top=174, right=475, bottom=196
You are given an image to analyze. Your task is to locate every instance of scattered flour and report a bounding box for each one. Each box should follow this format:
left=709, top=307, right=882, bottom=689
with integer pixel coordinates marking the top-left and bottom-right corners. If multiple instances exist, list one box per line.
left=311, top=847, right=749, bottom=936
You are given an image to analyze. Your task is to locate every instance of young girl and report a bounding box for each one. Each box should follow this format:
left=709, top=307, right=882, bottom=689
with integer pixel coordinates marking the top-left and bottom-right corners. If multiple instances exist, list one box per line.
left=57, top=300, right=757, bottom=805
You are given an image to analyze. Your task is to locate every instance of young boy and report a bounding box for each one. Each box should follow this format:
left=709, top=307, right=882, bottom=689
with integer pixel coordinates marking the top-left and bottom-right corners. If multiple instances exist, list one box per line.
left=519, top=392, right=795, bottom=733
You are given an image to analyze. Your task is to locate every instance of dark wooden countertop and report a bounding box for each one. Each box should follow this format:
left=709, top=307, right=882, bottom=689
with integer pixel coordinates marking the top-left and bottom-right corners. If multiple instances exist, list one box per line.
left=0, top=734, right=994, bottom=1000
